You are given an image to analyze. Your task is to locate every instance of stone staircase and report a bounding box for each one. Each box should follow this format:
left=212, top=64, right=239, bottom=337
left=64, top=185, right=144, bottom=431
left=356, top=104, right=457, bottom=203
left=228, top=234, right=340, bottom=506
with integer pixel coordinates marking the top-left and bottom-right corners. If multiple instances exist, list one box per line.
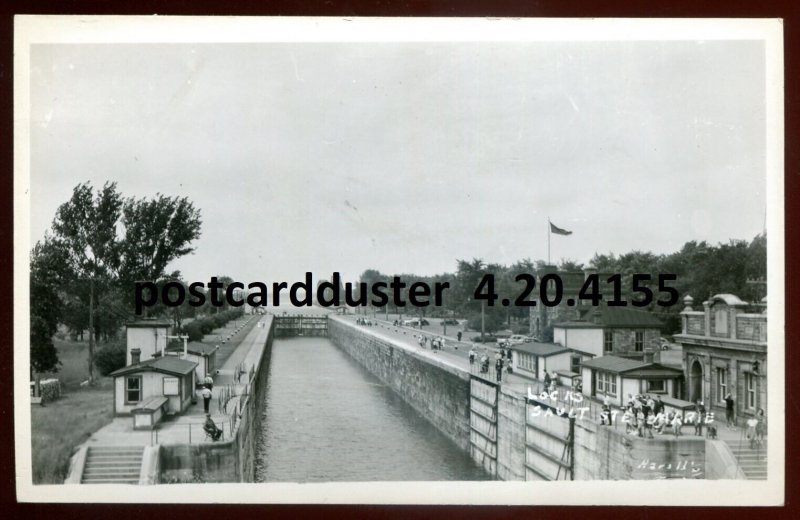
left=725, top=439, right=767, bottom=480
left=81, top=446, right=144, bottom=484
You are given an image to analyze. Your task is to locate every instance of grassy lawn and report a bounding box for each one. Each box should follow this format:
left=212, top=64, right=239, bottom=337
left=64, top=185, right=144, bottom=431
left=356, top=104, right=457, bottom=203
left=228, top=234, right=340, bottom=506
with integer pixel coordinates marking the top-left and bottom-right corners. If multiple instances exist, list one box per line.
left=31, top=338, right=115, bottom=484
left=30, top=384, right=114, bottom=484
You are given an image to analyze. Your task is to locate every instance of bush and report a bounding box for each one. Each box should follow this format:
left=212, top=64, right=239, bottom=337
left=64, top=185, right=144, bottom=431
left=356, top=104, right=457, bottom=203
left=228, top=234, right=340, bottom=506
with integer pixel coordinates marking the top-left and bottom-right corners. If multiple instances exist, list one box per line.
left=95, top=341, right=127, bottom=376
left=199, top=318, right=215, bottom=335
left=467, top=312, right=503, bottom=333
left=38, top=379, right=62, bottom=403
left=180, top=321, right=204, bottom=342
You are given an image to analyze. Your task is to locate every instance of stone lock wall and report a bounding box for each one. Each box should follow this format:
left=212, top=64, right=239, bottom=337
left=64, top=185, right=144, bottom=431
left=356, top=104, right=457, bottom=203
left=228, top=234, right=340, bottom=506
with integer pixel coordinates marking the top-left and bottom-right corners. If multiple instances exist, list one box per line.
left=328, top=316, right=472, bottom=452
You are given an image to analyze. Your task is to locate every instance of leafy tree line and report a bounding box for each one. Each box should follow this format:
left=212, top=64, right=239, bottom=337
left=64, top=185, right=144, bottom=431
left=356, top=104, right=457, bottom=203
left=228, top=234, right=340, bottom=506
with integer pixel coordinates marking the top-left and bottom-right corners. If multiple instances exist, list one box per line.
left=30, top=181, right=203, bottom=386
left=356, top=233, right=767, bottom=336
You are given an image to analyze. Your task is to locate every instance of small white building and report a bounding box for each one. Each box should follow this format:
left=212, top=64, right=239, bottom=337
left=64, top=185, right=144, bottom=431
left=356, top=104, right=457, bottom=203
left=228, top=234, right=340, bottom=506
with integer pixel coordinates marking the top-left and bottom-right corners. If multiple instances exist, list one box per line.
left=109, top=354, right=197, bottom=417
left=125, top=318, right=172, bottom=365
left=511, top=341, right=593, bottom=381
left=580, top=355, right=683, bottom=407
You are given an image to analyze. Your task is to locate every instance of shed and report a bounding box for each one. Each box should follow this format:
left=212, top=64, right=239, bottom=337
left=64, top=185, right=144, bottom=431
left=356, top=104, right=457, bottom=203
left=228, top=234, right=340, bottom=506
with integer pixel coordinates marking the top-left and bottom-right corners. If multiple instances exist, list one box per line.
left=580, top=355, right=683, bottom=407
left=109, top=356, right=198, bottom=416
left=511, top=341, right=593, bottom=380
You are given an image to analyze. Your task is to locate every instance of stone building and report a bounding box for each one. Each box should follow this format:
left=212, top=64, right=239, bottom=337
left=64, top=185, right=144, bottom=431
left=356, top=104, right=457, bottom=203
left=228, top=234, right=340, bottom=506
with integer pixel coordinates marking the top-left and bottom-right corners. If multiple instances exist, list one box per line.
left=673, top=294, right=767, bottom=423
left=553, top=306, right=664, bottom=359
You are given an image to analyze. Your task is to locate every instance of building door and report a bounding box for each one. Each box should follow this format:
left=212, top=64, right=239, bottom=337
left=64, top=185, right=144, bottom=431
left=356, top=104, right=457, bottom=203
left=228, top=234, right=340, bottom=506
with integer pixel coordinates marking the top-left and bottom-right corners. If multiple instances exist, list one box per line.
left=689, top=360, right=703, bottom=403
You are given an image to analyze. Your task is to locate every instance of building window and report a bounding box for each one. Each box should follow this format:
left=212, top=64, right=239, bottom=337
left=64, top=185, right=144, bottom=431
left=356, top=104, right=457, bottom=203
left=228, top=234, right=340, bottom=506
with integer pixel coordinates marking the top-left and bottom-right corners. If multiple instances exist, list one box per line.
left=518, top=353, right=536, bottom=372
left=745, top=372, right=756, bottom=409
left=570, top=355, right=581, bottom=374
left=716, top=367, right=728, bottom=403
left=646, top=380, right=665, bottom=393
left=634, top=331, right=644, bottom=352
left=125, top=376, right=142, bottom=404
left=715, top=309, right=728, bottom=335
left=604, top=331, right=613, bottom=353
left=596, top=371, right=617, bottom=396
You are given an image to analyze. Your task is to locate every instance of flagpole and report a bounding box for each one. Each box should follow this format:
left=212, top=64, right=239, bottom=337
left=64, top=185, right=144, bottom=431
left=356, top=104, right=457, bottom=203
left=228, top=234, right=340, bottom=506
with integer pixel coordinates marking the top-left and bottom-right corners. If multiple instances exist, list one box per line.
left=547, top=218, right=551, bottom=265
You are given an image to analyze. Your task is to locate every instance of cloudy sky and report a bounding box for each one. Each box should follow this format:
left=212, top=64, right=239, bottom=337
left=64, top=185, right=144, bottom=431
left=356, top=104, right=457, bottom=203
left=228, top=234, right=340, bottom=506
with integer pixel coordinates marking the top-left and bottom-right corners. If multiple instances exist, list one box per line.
left=28, top=39, right=767, bottom=284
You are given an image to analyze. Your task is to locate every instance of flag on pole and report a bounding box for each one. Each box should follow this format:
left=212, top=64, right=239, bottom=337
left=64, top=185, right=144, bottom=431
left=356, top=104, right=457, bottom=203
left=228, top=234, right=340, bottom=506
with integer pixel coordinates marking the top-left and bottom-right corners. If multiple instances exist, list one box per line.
left=549, top=222, right=572, bottom=236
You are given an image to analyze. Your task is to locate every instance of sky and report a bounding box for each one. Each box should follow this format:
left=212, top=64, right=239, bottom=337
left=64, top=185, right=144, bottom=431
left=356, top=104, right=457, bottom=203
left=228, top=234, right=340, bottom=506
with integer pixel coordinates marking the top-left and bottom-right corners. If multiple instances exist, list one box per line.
left=28, top=40, right=767, bottom=285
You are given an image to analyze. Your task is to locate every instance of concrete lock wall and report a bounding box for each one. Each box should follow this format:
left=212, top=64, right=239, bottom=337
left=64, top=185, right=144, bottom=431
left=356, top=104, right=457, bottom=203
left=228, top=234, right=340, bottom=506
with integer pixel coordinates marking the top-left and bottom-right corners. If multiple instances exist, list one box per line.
left=328, top=316, right=472, bottom=452
left=574, top=420, right=706, bottom=480
left=496, top=387, right=527, bottom=481
left=159, top=318, right=274, bottom=483
left=329, top=317, right=707, bottom=481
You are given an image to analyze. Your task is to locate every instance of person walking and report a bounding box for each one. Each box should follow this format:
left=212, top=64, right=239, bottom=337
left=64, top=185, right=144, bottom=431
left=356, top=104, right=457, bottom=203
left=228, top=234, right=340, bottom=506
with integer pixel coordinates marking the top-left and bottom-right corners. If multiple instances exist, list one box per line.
left=457, top=331, right=462, bottom=342
left=469, top=346, right=476, bottom=366
left=725, top=393, right=736, bottom=429
left=204, top=374, right=214, bottom=390
left=201, top=385, right=212, bottom=414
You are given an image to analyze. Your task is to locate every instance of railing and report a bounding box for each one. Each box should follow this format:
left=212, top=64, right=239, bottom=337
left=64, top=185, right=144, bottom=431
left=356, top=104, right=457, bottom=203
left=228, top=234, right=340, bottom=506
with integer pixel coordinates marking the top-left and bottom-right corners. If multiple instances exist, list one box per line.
left=148, top=417, right=233, bottom=446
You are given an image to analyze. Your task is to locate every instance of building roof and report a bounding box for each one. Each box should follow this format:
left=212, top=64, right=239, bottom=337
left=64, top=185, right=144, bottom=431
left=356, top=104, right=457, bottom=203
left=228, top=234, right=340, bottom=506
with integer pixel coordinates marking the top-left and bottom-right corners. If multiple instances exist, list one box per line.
left=109, top=356, right=197, bottom=378
left=709, top=294, right=748, bottom=307
left=126, top=318, right=172, bottom=329
left=580, top=355, right=682, bottom=377
left=511, top=341, right=571, bottom=357
left=165, top=342, right=218, bottom=356
left=556, top=306, right=663, bottom=329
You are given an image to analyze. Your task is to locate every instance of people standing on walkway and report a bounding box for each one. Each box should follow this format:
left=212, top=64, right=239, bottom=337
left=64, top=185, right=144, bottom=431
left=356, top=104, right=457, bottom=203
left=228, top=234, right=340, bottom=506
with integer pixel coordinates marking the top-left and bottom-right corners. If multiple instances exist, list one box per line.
left=654, top=395, right=664, bottom=417
left=747, top=414, right=759, bottom=449
left=725, top=393, right=736, bottom=429
left=672, top=412, right=683, bottom=437
left=600, top=396, right=611, bottom=426
left=755, top=408, right=766, bottom=447
left=201, top=386, right=212, bottom=414
left=469, top=347, right=476, bottom=366
left=694, top=400, right=706, bottom=436
left=544, top=371, right=551, bottom=391
left=457, top=331, right=462, bottom=342
left=495, top=355, right=504, bottom=383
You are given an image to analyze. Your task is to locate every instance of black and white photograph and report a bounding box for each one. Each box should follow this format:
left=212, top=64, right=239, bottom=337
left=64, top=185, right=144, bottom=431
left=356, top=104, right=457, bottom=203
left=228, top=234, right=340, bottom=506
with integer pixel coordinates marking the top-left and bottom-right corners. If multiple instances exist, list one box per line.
left=13, top=16, right=784, bottom=504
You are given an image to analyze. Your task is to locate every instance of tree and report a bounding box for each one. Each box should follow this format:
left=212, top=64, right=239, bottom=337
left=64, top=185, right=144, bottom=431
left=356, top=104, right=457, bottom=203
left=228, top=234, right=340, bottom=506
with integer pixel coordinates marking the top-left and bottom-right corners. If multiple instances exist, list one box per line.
left=30, top=239, right=66, bottom=394
left=45, top=182, right=203, bottom=384
left=50, top=182, right=123, bottom=384
left=118, top=194, right=202, bottom=310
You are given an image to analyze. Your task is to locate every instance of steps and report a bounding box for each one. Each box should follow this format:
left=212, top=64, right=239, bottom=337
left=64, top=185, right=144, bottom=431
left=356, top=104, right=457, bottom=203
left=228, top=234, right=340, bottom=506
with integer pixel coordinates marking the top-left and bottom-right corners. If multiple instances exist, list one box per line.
left=725, top=439, right=768, bottom=480
left=81, top=446, right=144, bottom=484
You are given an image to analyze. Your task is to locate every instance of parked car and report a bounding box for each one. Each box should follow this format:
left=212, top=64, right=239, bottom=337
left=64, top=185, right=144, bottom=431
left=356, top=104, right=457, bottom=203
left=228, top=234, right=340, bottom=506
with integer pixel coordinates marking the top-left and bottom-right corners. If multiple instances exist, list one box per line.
left=402, top=318, right=429, bottom=327
left=507, top=334, right=527, bottom=346
left=660, top=337, right=671, bottom=350
left=441, top=318, right=459, bottom=326
left=495, top=329, right=514, bottom=339
left=471, top=335, right=498, bottom=343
